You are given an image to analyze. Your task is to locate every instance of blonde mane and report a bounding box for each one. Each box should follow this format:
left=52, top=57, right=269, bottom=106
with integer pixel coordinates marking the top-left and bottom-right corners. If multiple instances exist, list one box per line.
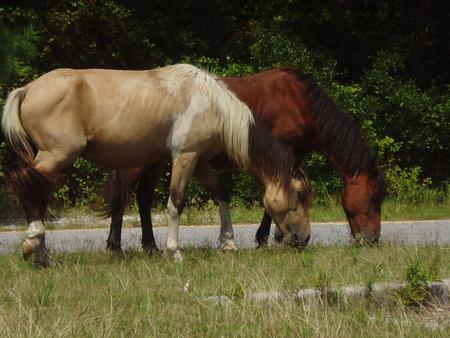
left=162, top=64, right=254, bottom=168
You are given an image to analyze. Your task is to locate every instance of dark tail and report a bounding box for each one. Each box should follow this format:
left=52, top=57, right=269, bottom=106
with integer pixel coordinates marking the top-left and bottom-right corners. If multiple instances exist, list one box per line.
left=101, top=170, right=133, bottom=218
left=9, top=165, right=54, bottom=221
left=2, top=87, right=54, bottom=221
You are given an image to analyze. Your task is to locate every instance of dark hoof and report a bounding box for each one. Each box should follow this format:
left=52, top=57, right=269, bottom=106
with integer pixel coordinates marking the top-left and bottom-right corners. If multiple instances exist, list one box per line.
left=106, top=242, right=123, bottom=253
left=255, top=236, right=269, bottom=248
left=143, top=242, right=160, bottom=256
left=34, top=254, right=56, bottom=268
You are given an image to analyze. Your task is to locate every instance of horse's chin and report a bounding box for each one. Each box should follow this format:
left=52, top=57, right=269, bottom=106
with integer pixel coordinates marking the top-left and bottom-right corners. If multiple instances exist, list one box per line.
left=352, top=232, right=380, bottom=246
left=274, top=230, right=309, bottom=249
left=289, top=236, right=310, bottom=250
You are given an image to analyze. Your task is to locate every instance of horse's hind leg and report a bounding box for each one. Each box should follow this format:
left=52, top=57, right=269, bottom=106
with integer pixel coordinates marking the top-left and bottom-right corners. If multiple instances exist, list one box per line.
left=106, top=170, right=134, bottom=253
left=11, top=162, right=55, bottom=267
left=166, top=153, right=199, bottom=262
left=14, top=150, right=80, bottom=266
left=194, top=162, right=237, bottom=251
left=137, top=162, right=162, bottom=254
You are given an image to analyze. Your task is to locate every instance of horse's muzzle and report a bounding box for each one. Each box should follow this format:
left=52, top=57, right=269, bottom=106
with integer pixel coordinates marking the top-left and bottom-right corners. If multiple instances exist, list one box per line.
left=290, top=233, right=310, bottom=249
left=352, top=233, right=380, bottom=247
left=275, top=229, right=310, bottom=249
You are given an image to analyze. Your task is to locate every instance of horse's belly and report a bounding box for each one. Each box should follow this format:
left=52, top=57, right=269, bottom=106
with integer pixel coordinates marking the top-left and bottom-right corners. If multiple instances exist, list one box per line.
left=83, top=140, right=167, bottom=169
left=82, top=107, right=174, bottom=169
left=82, top=120, right=171, bottom=169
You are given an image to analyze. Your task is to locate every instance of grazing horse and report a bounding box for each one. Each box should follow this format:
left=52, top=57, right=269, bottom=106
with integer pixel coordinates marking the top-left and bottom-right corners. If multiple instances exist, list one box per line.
left=104, top=67, right=387, bottom=253
left=2, top=64, right=312, bottom=266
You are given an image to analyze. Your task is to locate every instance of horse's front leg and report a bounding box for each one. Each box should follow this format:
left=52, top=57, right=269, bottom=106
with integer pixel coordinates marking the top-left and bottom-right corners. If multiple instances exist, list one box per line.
left=166, top=153, right=199, bottom=262
left=255, top=211, right=272, bottom=246
left=194, top=162, right=237, bottom=251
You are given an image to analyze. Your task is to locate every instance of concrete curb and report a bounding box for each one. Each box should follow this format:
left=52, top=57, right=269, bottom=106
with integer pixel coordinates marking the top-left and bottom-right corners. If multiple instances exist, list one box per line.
left=203, top=279, right=450, bottom=305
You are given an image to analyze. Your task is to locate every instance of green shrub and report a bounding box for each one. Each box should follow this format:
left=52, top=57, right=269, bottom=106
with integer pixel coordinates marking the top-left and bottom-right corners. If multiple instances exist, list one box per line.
left=398, top=257, right=440, bottom=306
left=0, top=1, right=448, bottom=211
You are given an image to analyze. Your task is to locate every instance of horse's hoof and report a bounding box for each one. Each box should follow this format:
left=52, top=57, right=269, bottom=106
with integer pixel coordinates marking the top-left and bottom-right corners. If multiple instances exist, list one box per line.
left=172, top=250, right=183, bottom=262
left=165, top=248, right=183, bottom=262
left=23, top=237, right=55, bottom=267
left=144, top=246, right=161, bottom=256
left=106, top=242, right=122, bottom=253
left=22, top=238, right=35, bottom=260
left=109, top=248, right=123, bottom=257
left=143, top=242, right=160, bottom=256
left=220, top=239, right=238, bottom=251
left=34, top=254, right=55, bottom=268
left=35, top=246, right=55, bottom=268
left=255, top=236, right=269, bottom=248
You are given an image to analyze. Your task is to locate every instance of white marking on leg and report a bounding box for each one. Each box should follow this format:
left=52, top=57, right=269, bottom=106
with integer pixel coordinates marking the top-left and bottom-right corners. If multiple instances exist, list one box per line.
left=27, top=220, right=45, bottom=238
left=23, top=220, right=53, bottom=266
left=217, top=201, right=237, bottom=251
left=166, top=197, right=183, bottom=261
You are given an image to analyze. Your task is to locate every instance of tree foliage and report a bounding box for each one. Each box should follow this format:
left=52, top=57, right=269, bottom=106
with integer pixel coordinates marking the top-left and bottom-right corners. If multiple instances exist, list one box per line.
left=0, top=0, right=448, bottom=207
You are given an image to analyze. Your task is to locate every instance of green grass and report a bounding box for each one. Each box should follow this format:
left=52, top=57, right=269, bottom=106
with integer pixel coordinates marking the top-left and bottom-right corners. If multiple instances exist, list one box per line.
left=1, top=194, right=449, bottom=231
left=382, top=197, right=450, bottom=221
left=0, top=245, right=449, bottom=336
left=144, top=194, right=450, bottom=224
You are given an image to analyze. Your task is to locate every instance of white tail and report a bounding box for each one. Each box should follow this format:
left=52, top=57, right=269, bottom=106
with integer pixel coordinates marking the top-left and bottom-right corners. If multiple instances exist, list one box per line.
left=1, top=87, right=34, bottom=160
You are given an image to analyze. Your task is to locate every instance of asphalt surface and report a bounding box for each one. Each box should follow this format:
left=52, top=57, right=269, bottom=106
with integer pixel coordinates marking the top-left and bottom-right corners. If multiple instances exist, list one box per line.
left=0, top=220, right=449, bottom=254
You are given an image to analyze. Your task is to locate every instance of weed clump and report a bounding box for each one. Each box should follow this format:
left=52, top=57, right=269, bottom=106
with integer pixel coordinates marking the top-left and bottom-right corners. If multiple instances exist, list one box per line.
left=398, top=257, right=441, bottom=306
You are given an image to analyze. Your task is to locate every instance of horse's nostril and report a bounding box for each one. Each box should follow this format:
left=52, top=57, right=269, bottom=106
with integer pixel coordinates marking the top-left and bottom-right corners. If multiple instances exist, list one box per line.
left=304, top=235, right=310, bottom=243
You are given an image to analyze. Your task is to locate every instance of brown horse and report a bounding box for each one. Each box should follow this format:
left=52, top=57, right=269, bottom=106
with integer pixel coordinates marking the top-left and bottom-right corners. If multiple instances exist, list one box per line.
left=2, top=64, right=312, bottom=266
left=104, top=67, right=386, bottom=253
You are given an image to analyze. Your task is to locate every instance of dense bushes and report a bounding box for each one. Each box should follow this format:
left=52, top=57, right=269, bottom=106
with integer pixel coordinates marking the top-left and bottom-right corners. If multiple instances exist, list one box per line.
left=0, top=1, right=448, bottom=210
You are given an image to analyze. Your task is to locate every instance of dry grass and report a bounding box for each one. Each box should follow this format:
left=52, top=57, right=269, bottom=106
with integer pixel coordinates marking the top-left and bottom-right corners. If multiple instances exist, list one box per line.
left=0, top=245, right=449, bottom=336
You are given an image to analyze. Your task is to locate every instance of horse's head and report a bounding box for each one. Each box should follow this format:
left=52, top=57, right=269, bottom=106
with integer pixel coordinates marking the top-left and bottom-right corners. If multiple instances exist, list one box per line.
left=263, top=168, right=313, bottom=248
left=343, top=169, right=387, bottom=244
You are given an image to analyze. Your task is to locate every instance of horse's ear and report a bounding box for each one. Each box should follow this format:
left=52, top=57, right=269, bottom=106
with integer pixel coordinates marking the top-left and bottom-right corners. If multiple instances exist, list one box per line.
left=292, top=167, right=311, bottom=191
left=292, top=167, right=306, bottom=180
left=368, top=168, right=388, bottom=203
left=291, top=177, right=303, bottom=192
left=291, top=167, right=313, bottom=204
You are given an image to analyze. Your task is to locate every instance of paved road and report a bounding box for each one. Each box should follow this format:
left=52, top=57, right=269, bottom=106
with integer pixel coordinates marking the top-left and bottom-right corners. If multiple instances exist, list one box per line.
left=0, top=220, right=449, bottom=254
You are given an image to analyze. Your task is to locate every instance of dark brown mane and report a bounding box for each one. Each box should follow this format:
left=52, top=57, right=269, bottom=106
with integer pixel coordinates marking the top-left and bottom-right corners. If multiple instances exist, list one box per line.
left=248, top=116, right=295, bottom=200
left=286, top=68, right=387, bottom=200
left=286, top=69, right=380, bottom=178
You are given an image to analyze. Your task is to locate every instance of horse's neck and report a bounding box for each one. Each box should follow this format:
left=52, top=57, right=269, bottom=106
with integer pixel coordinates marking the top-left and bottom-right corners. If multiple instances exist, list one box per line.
left=315, top=143, right=366, bottom=186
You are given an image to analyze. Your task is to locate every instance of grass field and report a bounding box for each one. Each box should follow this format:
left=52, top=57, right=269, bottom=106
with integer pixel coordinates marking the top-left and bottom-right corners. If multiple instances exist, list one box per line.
left=1, top=245, right=449, bottom=336
left=1, top=194, right=449, bottom=231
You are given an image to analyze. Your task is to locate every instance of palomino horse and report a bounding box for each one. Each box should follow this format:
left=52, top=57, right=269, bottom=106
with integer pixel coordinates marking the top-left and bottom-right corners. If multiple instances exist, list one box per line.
left=104, top=67, right=386, bottom=253
left=2, top=64, right=312, bottom=266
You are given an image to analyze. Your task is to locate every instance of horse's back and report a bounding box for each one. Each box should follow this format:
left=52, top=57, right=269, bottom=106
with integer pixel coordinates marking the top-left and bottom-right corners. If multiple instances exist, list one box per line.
left=21, top=68, right=172, bottom=132
left=222, top=68, right=312, bottom=149
left=19, top=69, right=172, bottom=167
left=17, top=65, right=233, bottom=169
